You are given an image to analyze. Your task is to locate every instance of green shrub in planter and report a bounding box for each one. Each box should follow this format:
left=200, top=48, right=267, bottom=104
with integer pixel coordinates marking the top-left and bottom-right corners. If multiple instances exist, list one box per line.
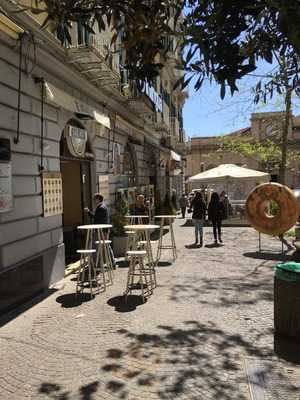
left=111, top=197, right=129, bottom=257
left=111, top=196, right=129, bottom=236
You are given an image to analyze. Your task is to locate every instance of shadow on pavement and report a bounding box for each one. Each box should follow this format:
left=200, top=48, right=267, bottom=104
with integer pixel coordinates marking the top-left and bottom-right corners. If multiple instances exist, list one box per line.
left=115, top=259, right=129, bottom=268
left=36, top=321, right=299, bottom=399
left=56, top=293, right=94, bottom=308
left=169, top=268, right=273, bottom=307
left=0, top=288, right=57, bottom=328
left=156, top=261, right=173, bottom=267
left=97, top=320, right=298, bottom=400
left=107, top=295, right=145, bottom=312
left=243, top=252, right=293, bottom=262
left=185, top=244, right=202, bottom=249
left=39, top=381, right=99, bottom=400
left=205, top=243, right=224, bottom=248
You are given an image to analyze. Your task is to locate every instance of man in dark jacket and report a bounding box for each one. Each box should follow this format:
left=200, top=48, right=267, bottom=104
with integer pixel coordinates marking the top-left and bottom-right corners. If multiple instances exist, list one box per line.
left=85, top=193, right=116, bottom=267
left=86, top=193, right=109, bottom=225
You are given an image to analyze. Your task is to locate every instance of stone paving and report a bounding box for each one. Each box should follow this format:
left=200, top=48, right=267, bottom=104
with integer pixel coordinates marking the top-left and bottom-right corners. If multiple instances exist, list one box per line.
left=0, top=220, right=300, bottom=400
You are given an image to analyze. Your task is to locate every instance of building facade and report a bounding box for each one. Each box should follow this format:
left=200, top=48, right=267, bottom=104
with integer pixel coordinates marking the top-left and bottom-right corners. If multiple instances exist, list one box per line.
left=186, top=112, right=300, bottom=197
left=0, top=2, right=187, bottom=313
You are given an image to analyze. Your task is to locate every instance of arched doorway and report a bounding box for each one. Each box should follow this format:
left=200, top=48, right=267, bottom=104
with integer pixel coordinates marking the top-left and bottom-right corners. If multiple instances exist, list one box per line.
left=60, top=119, right=93, bottom=263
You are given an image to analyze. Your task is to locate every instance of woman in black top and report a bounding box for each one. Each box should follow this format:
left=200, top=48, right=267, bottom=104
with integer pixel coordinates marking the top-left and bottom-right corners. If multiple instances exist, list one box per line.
left=190, top=191, right=206, bottom=246
left=208, top=192, right=226, bottom=244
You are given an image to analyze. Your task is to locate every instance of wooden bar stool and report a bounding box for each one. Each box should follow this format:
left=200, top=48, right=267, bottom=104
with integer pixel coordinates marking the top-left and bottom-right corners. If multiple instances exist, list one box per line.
left=155, top=215, right=177, bottom=263
left=95, top=240, right=114, bottom=284
left=76, top=249, right=99, bottom=298
left=124, top=250, right=153, bottom=302
left=125, top=230, right=136, bottom=261
left=137, top=239, right=157, bottom=289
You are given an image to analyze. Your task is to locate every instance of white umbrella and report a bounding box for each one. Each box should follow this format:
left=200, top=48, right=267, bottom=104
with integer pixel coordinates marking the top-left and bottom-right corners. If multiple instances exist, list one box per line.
left=188, top=164, right=270, bottom=183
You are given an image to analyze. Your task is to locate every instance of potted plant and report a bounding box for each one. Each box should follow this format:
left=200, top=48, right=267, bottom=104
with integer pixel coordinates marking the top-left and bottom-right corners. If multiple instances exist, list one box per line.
left=111, top=195, right=129, bottom=257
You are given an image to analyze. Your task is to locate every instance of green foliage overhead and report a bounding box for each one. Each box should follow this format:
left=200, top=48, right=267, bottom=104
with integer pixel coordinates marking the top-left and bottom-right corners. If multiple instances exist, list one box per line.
left=219, top=135, right=299, bottom=172
left=17, top=1, right=300, bottom=94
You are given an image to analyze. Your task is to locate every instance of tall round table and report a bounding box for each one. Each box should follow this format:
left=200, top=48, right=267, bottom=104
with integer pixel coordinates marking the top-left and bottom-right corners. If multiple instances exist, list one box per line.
left=77, top=224, right=113, bottom=290
left=154, top=215, right=177, bottom=262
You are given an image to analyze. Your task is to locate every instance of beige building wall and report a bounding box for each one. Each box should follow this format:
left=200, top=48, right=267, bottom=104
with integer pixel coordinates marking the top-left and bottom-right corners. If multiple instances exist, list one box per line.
left=187, top=112, right=300, bottom=191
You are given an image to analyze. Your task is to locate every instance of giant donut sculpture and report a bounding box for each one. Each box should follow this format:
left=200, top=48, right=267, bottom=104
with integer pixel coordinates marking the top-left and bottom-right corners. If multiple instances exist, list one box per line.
left=246, top=183, right=299, bottom=236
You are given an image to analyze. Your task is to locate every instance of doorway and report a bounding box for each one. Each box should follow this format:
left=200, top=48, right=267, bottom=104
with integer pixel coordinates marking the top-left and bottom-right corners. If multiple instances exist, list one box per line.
left=61, top=158, right=92, bottom=263
left=60, top=119, right=93, bottom=264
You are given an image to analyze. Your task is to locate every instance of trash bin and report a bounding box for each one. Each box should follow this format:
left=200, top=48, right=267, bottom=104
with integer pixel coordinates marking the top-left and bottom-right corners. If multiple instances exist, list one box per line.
left=274, top=262, right=300, bottom=342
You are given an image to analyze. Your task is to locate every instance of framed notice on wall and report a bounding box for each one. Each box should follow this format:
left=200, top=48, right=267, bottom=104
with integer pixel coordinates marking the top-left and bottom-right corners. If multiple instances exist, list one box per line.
left=98, top=175, right=110, bottom=205
left=42, top=171, right=63, bottom=217
left=0, top=162, right=13, bottom=213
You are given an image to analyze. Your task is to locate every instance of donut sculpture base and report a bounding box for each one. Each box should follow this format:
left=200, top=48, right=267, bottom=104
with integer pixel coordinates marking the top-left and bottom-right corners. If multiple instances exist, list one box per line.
left=246, top=183, right=299, bottom=236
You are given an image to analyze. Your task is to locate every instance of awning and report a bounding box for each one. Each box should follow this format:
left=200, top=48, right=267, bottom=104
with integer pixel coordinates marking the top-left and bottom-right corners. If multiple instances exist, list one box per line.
left=44, top=81, right=110, bottom=129
left=93, top=110, right=110, bottom=129
left=170, top=150, right=181, bottom=162
left=188, top=164, right=270, bottom=183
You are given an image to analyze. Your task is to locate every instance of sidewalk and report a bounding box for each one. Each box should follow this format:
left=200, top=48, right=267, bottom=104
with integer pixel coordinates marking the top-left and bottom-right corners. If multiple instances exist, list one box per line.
left=0, top=220, right=299, bottom=400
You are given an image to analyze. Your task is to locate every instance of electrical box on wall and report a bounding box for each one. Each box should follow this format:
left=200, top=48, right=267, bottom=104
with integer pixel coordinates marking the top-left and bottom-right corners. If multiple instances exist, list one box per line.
left=0, top=138, right=11, bottom=161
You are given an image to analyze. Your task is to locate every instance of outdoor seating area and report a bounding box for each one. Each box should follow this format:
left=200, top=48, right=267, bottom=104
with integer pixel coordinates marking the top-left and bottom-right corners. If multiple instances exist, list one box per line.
left=76, top=214, right=177, bottom=302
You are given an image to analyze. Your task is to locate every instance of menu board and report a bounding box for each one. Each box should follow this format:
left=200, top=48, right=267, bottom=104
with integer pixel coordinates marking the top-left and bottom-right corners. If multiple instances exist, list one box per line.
left=0, top=162, right=13, bottom=213
left=42, top=172, right=63, bottom=217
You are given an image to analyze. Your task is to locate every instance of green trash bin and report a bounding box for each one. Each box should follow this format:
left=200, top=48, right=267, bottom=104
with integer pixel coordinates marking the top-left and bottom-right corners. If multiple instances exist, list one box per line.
left=274, top=262, right=300, bottom=342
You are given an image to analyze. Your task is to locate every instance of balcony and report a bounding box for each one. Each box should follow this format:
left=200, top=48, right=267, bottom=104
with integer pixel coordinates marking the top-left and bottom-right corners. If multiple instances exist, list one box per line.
left=165, top=134, right=177, bottom=149
left=170, top=116, right=180, bottom=137
left=175, top=140, right=190, bottom=155
left=67, top=35, right=121, bottom=94
left=124, top=83, right=156, bottom=116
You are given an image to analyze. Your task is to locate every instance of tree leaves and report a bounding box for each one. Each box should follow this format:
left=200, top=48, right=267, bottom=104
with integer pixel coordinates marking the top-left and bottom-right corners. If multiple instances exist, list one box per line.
left=20, top=0, right=300, bottom=97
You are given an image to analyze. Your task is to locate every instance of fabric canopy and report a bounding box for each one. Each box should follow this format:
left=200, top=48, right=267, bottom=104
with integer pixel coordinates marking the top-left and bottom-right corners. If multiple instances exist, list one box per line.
left=44, top=82, right=111, bottom=129
left=188, top=164, right=270, bottom=183
left=170, top=150, right=181, bottom=162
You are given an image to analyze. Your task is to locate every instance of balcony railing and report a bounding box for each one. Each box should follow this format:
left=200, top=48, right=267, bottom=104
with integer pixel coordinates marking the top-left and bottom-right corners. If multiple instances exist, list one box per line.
left=67, top=34, right=121, bottom=91
left=124, top=82, right=156, bottom=115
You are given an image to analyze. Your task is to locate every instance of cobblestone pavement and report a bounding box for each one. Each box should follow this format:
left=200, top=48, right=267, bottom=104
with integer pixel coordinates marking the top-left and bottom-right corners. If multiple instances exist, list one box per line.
left=1, top=220, right=300, bottom=400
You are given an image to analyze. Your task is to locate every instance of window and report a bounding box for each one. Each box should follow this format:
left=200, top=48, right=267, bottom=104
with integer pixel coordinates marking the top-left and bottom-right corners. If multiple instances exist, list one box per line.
left=265, top=124, right=274, bottom=137
left=77, top=19, right=91, bottom=46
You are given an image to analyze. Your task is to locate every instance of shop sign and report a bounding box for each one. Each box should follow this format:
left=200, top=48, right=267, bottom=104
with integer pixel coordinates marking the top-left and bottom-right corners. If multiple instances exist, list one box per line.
left=142, top=82, right=163, bottom=112
left=42, top=171, right=63, bottom=217
left=0, top=162, right=12, bottom=213
left=66, top=126, right=87, bottom=157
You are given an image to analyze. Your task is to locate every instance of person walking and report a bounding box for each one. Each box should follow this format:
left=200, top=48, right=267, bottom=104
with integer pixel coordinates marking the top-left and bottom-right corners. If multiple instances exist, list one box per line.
left=190, top=191, right=206, bottom=246
left=208, top=192, right=226, bottom=244
left=179, top=194, right=189, bottom=218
